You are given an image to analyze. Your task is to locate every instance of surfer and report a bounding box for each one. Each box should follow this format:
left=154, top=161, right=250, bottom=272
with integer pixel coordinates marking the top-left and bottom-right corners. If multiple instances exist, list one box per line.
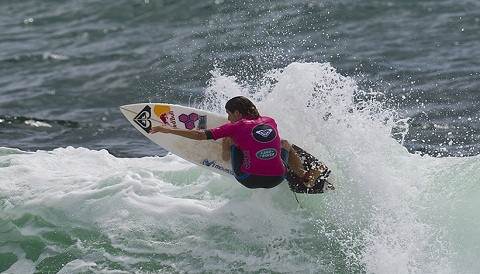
left=149, top=96, right=322, bottom=189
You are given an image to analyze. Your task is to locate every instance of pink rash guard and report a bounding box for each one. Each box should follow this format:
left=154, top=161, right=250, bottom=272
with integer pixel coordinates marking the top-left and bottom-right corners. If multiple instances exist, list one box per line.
left=206, top=116, right=285, bottom=176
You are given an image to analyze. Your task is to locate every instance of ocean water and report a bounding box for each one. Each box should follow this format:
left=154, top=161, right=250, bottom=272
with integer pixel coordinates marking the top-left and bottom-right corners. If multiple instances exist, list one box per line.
left=1, top=0, right=479, bottom=273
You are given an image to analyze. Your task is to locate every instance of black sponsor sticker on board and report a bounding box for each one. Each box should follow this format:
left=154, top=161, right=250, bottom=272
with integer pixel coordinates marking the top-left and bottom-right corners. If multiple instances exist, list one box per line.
left=134, top=105, right=152, bottom=133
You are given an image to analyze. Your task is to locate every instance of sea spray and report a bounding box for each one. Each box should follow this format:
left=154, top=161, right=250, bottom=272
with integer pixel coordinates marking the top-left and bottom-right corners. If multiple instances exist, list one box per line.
left=199, top=62, right=480, bottom=273
left=2, top=62, right=480, bottom=273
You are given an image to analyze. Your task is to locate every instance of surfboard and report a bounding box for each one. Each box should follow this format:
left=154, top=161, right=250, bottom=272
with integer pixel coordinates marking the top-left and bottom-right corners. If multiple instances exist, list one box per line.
left=120, top=103, right=235, bottom=178
left=120, top=103, right=332, bottom=193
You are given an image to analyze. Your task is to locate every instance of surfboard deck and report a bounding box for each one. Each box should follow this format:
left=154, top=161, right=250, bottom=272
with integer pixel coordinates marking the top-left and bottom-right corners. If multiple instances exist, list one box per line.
left=120, top=103, right=332, bottom=194
left=120, top=103, right=236, bottom=179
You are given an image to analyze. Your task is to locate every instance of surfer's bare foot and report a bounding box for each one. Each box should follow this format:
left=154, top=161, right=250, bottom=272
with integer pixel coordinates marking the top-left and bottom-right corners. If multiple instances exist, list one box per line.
left=301, top=166, right=331, bottom=188
left=301, top=169, right=322, bottom=188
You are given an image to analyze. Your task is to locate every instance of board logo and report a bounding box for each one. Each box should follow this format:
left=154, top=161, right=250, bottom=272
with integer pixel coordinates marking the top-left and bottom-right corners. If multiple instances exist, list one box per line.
left=179, top=113, right=199, bottom=130
left=252, top=124, right=276, bottom=143
left=202, top=159, right=234, bottom=175
left=256, top=148, right=277, bottom=160
left=153, top=105, right=177, bottom=128
left=197, top=115, right=207, bottom=130
left=134, top=105, right=152, bottom=132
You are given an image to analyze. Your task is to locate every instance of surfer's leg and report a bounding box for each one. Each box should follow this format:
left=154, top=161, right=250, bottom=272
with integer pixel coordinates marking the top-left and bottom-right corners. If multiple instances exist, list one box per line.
left=281, top=140, right=322, bottom=188
left=281, top=140, right=305, bottom=176
left=280, top=148, right=289, bottom=166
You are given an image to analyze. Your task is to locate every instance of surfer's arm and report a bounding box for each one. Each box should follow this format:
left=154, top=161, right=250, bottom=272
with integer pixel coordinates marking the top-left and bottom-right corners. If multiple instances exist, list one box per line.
left=150, top=125, right=207, bottom=140
left=221, top=138, right=232, bottom=161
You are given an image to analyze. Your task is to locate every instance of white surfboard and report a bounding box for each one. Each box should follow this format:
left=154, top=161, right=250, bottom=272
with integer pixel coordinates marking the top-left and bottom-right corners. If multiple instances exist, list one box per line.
left=120, top=103, right=235, bottom=179
left=120, top=103, right=333, bottom=194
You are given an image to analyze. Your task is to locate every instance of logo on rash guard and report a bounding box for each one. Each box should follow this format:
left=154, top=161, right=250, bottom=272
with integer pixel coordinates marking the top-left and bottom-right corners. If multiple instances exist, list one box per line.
left=252, top=124, right=276, bottom=143
left=256, top=148, right=277, bottom=160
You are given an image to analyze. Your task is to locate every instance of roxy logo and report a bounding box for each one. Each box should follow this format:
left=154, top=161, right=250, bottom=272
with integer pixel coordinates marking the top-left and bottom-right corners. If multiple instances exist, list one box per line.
left=252, top=124, right=276, bottom=143
left=134, top=105, right=152, bottom=132
left=256, top=129, right=273, bottom=138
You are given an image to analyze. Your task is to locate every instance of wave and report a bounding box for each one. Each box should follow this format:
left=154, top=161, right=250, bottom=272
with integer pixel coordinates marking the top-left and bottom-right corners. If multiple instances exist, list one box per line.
left=1, top=62, right=480, bottom=273
left=199, top=61, right=480, bottom=272
left=0, top=115, right=79, bottom=128
left=0, top=147, right=323, bottom=273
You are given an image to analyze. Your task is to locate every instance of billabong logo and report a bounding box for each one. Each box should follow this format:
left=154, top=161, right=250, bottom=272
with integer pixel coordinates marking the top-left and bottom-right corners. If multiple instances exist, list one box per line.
left=252, top=124, right=276, bottom=143
left=134, top=106, right=152, bottom=133
left=256, top=148, right=277, bottom=160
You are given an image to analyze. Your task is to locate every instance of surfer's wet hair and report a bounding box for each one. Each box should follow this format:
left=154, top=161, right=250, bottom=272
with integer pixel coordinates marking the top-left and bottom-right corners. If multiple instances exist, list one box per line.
left=225, top=96, right=260, bottom=119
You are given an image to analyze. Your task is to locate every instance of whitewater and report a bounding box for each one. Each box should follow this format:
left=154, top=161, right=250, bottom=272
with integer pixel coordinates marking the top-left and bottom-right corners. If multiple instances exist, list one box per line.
left=1, top=62, right=479, bottom=273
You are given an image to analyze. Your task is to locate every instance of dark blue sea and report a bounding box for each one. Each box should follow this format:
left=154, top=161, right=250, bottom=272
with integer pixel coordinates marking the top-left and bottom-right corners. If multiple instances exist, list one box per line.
left=1, top=1, right=479, bottom=273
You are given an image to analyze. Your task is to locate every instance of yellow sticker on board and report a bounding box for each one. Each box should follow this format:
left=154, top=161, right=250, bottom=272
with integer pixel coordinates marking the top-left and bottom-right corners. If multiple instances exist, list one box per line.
left=153, top=105, right=171, bottom=117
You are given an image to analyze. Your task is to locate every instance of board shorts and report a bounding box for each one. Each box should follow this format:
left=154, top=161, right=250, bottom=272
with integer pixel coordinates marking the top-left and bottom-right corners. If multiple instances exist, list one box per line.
left=230, top=145, right=288, bottom=189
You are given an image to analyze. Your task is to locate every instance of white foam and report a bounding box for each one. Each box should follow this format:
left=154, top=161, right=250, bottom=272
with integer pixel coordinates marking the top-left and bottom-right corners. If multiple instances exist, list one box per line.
left=1, top=62, right=479, bottom=273
left=201, top=62, right=480, bottom=273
